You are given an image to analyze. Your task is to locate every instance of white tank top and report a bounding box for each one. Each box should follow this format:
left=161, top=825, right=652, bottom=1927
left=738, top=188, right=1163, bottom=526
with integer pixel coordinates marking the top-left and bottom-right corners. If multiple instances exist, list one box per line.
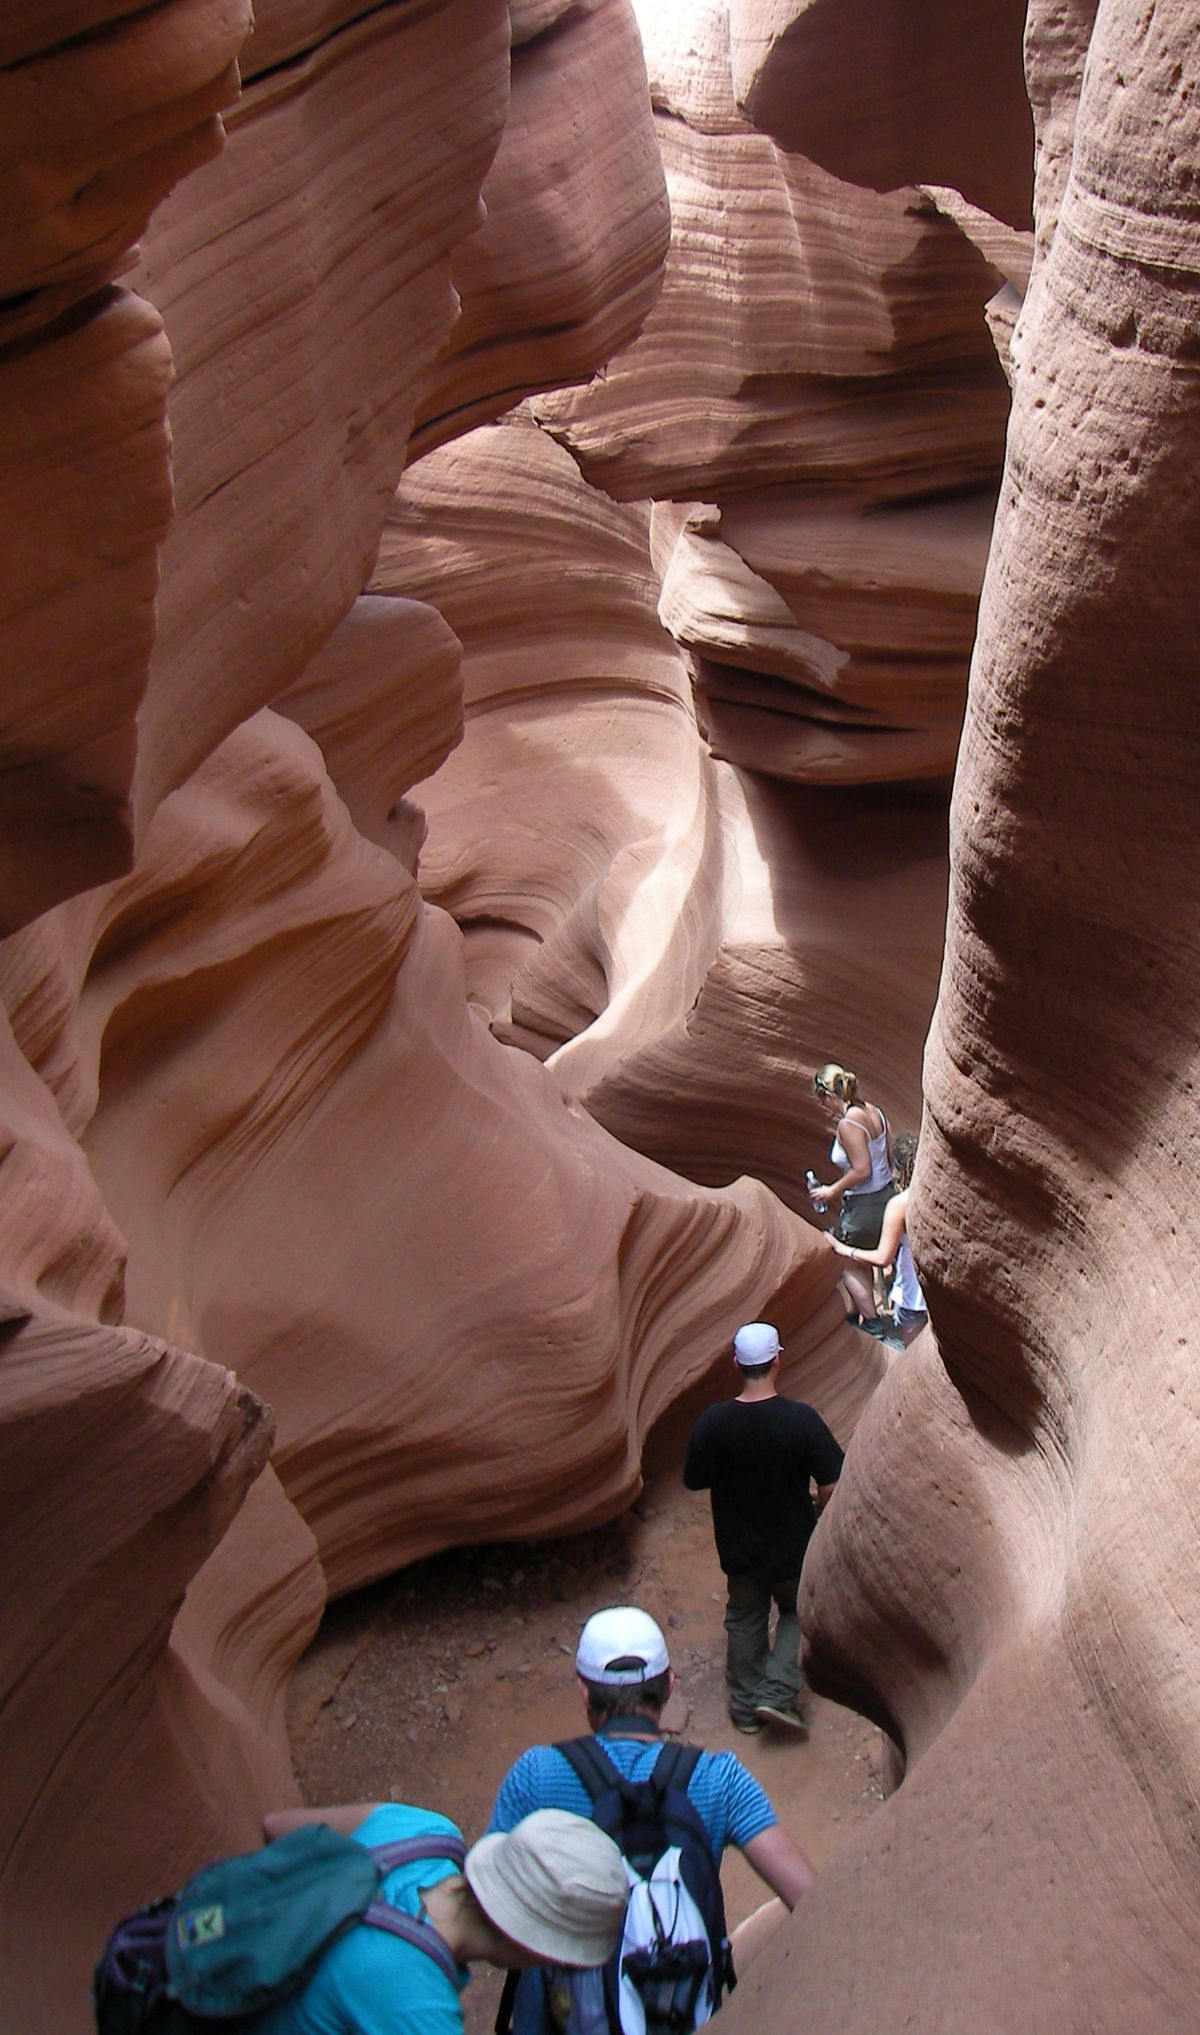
left=890, top=1235, right=926, bottom=1314
left=830, top=1109, right=892, bottom=1196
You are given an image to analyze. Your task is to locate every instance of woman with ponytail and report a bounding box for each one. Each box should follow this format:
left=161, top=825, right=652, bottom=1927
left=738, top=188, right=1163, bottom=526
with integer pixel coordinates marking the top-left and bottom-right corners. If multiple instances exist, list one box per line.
left=808, top=1062, right=894, bottom=1328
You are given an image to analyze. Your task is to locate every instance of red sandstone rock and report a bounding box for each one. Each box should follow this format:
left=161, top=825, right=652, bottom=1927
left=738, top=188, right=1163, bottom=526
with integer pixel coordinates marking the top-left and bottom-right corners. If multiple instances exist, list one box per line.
left=376, top=413, right=691, bottom=1040
left=533, top=125, right=1010, bottom=503
left=535, top=9, right=1009, bottom=787
left=59, top=709, right=842, bottom=1585
left=0, top=8, right=689, bottom=2023
left=0, top=0, right=246, bottom=335
left=725, top=0, right=1200, bottom=2027
left=379, top=415, right=943, bottom=1210
left=129, top=0, right=511, bottom=825
left=18, top=2, right=1184, bottom=2030
left=0, top=0, right=247, bottom=935
left=412, top=0, right=670, bottom=456
left=278, top=594, right=464, bottom=862
left=0, top=1308, right=280, bottom=2032
left=727, top=0, right=1034, bottom=229
left=0, top=292, right=172, bottom=932
left=662, top=491, right=996, bottom=784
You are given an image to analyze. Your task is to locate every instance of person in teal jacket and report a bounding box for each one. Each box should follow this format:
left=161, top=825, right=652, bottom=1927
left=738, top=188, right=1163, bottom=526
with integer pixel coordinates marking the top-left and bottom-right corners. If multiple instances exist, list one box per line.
left=254, top=1801, right=628, bottom=2035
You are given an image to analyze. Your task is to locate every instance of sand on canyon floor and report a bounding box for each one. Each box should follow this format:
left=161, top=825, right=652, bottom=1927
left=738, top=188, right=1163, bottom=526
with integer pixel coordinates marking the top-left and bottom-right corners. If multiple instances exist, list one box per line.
left=287, top=1463, right=884, bottom=2032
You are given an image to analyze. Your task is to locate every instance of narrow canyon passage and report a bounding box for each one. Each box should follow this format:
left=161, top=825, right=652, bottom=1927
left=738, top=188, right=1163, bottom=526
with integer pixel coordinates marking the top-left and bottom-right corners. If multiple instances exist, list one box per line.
left=286, top=1465, right=885, bottom=2034
left=5, top=1, right=1200, bottom=2031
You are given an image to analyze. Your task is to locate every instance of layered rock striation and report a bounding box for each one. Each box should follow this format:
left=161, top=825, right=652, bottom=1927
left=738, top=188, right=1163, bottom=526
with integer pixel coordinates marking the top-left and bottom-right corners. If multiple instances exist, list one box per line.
left=0, top=6, right=869, bottom=2027
left=537, top=0, right=1020, bottom=786
left=380, top=414, right=943, bottom=1207
left=722, top=2, right=1200, bottom=2029
left=11, top=0, right=1190, bottom=2030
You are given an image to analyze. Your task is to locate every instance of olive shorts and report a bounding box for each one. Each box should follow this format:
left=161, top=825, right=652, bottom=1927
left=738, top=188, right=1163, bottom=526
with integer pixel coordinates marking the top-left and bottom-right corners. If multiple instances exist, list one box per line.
left=834, top=1182, right=894, bottom=1247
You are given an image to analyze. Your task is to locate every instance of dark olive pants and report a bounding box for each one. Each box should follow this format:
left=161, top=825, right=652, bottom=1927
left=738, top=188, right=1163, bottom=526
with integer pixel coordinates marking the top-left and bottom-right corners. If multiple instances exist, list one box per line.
left=724, top=1571, right=804, bottom=1722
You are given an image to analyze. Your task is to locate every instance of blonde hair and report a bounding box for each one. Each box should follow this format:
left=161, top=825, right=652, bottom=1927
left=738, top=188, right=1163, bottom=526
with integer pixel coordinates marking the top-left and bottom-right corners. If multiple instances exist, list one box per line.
left=813, top=1062, right=858, bottom=1105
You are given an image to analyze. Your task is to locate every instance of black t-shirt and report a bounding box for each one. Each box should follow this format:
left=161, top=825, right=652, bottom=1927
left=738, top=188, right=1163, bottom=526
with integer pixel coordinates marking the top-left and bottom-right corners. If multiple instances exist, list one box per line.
left=682, top=1394, right=844, bottom=1581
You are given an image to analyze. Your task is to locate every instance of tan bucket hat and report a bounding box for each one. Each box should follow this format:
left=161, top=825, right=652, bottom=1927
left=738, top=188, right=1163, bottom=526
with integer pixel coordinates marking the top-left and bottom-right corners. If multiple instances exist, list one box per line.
left=465, top=1809, right=628, bottom=1966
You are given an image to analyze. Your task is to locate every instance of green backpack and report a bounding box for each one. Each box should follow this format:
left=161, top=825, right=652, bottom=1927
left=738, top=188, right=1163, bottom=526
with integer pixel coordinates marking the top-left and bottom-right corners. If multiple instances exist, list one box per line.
left=93, top=1820, right=466, bottom=2032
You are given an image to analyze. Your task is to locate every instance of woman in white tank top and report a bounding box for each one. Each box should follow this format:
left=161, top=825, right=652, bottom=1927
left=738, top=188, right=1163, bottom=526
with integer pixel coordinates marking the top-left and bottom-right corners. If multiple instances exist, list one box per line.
left=831, top=1130, right=927, bottom=1348
left=809, top=1061, right=895, bottom=1326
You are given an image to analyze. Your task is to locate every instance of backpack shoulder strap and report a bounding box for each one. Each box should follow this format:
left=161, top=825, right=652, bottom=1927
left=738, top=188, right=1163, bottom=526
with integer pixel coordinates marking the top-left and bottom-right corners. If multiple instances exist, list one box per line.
left=650, top=1742, right=701, bottom=1795
left=367, top=1834, right=467, bottom=1876
left=495, top=1966, right=521, bottom=2035
left=554, top=1735, right=622, bottom=1800
left=362, top=1904, right=460, bottom=1987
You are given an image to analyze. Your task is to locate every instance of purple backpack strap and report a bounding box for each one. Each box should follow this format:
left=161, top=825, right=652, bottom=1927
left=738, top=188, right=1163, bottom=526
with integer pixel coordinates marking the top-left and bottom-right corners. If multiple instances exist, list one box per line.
left=368, top=1834, right=467, bottom=1875
left=362, top=1905, right=461, bottom=1986
left=361, top=1833, right=467, bottom=1987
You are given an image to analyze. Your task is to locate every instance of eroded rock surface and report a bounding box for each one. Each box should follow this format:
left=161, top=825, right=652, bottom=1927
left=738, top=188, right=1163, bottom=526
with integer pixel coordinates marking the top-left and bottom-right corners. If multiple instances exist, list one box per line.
left=11, top=0, right=1193, bottom=2030
left=725, top=2, right=1200, bottom=2029
left=412, top=0, right=671, bottom=456
left=1, top=7, right=866, bottom=2027
left=380, top=414, right=943, bottom=1206
left=538, top=2, right=1014, bottom=784
left=727, top=0, right=1035, bottom=229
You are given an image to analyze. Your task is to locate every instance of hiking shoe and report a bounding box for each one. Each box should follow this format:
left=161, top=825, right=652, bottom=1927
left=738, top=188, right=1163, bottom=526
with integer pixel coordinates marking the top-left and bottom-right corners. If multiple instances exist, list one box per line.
left=755, top=1704, right=809, bottom=1734
left=858, top=1315, right=892, bottom=1339
left=732, top=1715, right=763, bottom=1735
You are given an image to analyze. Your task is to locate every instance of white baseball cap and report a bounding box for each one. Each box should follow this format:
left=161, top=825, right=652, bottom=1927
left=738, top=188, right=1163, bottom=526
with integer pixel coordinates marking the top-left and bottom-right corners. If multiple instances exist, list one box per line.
left=574, top=1606, right=670, bottom=1685
left=465, top=1809, right=628, bottom=1966
left=733, top=1321, right=781, bottom=1365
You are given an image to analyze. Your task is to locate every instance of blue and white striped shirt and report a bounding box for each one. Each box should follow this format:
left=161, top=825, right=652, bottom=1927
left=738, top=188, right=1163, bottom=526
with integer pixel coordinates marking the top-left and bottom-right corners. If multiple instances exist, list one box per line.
left=486, top=1735, right=777, bottom=1856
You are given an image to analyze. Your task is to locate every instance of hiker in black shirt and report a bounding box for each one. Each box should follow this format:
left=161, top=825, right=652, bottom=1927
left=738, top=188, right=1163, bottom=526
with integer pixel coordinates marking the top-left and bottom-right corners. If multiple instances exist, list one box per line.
left=683, top=1321, right=843, bottom=1736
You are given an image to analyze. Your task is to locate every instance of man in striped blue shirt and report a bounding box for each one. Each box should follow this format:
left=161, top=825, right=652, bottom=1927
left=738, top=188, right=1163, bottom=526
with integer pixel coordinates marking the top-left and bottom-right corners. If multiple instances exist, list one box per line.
left=486, top=1606, right=814, bottom=1908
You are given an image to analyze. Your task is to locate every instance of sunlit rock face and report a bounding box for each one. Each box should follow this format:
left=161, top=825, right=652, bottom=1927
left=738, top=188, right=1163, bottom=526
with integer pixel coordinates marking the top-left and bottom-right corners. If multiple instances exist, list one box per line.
left=380, top=413, right=943, bottom=1214
left=24, top=701, right=841, bottom=1595
left=722, top=2, right=1200, bottom=2030
left=657, top=492, right=997, bottom=786
left=538, top=0, right=1019, bottom=785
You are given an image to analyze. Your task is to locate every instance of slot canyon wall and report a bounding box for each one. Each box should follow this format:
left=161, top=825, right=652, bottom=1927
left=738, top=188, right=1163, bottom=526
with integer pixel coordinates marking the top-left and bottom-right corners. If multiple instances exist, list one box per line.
left=724, top=1, right=1200, bottom=2032
left=1, top=3, right=1194, bottom=2034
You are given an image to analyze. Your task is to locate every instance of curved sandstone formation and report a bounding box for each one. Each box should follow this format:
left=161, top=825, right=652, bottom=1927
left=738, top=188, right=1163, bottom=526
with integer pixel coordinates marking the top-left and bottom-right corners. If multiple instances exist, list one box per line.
left=380, top=415, right=943, bottom=1209
left=723, top=2, right=1200, bottom=2029
left=658, top=491, right=997, bottom=785
left=0, top=9, right=864, bottom=2027
left=0, top=1308, right=288, bottom=2015
left=536, top=1, right=1013, bottom=786
left=129, top=0, right=512, bottom=824
left=15, top=0, right=1196, bottom=2030
left=412, top=0, right=671, bottom=456
left=727, top=0, right=1035, bottom=230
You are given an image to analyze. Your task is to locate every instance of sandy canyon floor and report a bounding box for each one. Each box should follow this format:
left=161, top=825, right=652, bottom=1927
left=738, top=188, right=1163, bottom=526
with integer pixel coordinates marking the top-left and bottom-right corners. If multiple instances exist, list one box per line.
left=288, top=1463, right=884, bottom=2031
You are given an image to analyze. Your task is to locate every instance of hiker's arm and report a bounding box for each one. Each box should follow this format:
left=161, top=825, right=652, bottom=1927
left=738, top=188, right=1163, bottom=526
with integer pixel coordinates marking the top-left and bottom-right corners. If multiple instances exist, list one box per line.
left=831, top=1189, right=907, bottom=1271
left=815, top=1114, right=870, bottom=1207
left=741, top=1824, right=816, bottom=1906
left=814, top=1480, right=838, bottom=1515
left=262, top=1803, right=383, bottom=1843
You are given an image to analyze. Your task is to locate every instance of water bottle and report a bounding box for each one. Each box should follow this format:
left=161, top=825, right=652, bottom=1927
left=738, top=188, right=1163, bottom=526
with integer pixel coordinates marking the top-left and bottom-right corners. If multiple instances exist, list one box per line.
left=805, top=1169, right=826, bottom=1214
